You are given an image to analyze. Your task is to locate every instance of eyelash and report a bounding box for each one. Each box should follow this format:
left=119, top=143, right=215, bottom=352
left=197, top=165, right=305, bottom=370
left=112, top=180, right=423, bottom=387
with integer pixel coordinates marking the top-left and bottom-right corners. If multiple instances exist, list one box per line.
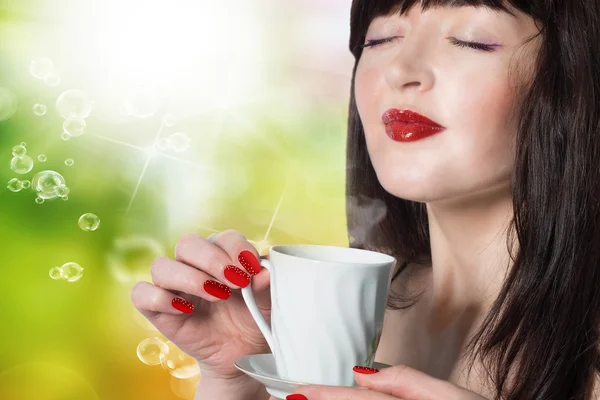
left=359, top=37, right=497, bottom=52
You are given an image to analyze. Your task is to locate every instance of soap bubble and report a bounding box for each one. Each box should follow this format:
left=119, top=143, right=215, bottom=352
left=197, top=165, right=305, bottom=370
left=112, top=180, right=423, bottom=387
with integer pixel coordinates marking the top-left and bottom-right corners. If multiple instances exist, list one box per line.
left=156, top=138, right=170, bottom=151
left=78, top=213, right=100, bottom=231
left=44, top=73, right=61, bottom=87
left=21, top=180, right=31, bottom=189
left=62, top=196, right=69, bottom=201
left=60, top=132, right=70, bottom=141
left=61, top=262, right=83, bottom=282
left=161, top=341, right=200, bottom=379
left=63, top=117, right=86, bottom=137
left=56, top=89, right=93, bottom=119
left=35, top=197, right=44, bottom=204
left=32, top=170, right=66, bottom=200
left=20, top=142, right=26, bottom=147
left=49, top=266, right=63, bottom=280
left=64, top=158, right=74, bottom=167
left=7, top=178, right=22, bottom=192
left=56, top=184, right=70, bottom=198
left=38, top=154, right=47, bottom=162
left=32, top=103, right=47, bottom=116
left=10, top=156, right=34, bottom=174
left=122, top=87, right=159, bottom=118
left=12, top=145, right=27, bottom=157
left=163, top=113, right=177, bottom=127
left=29, top=58, right=54, bottom=80
left=168, top=132, right=191, bottom=153
left=137, top=337, right=169, bottom=366
left=107, top=236, right=165, bottom=282
left=0, top=87, right=18, bottom=121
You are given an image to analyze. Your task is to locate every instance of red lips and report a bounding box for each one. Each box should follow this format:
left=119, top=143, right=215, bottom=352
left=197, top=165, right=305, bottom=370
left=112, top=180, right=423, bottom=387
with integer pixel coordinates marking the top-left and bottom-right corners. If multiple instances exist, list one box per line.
left=382, top=108, right=445, bottom=142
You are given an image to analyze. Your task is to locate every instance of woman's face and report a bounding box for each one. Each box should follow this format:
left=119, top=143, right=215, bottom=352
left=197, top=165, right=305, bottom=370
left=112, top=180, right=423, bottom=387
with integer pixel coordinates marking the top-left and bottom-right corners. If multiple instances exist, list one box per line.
left=355, top=5, right=541, bottom=204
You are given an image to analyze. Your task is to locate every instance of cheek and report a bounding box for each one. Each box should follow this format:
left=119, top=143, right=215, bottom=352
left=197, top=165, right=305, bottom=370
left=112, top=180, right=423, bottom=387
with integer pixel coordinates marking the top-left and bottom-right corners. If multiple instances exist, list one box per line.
left=354, top=63, right=380, bottom=123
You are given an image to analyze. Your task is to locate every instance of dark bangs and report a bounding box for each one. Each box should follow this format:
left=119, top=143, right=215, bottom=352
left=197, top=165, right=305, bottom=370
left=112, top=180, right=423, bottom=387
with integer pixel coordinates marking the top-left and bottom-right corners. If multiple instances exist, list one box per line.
left=350, top=0, right=536, bottom=58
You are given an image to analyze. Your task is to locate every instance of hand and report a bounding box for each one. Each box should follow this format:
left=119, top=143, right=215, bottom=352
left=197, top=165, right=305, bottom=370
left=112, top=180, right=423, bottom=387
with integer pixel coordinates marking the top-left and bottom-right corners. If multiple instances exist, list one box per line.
left=130, top=230, right=271, bottom=381
left=287, top=364, right=488, bottom=400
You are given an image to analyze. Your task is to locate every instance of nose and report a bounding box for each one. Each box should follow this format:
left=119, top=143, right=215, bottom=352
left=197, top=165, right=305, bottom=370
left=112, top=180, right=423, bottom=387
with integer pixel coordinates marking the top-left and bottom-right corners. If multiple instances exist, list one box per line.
left=384, top=37, right=434, bottom=93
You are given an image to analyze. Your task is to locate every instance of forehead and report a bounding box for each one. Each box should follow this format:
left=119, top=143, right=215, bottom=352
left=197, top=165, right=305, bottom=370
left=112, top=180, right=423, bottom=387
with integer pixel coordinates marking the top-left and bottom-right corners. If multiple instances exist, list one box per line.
left=367, top=3, right=536, bottom=35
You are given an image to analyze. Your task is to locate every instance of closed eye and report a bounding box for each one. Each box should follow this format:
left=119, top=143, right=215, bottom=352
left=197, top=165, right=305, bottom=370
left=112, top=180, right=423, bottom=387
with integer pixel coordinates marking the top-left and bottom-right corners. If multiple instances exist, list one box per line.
left=359, top=36, right=499, bottom=52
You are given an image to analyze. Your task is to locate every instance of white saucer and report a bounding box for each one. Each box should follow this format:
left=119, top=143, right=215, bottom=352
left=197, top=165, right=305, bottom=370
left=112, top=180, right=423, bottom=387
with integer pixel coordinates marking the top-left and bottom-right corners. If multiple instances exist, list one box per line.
left=234, top=353, right=391, bottom=399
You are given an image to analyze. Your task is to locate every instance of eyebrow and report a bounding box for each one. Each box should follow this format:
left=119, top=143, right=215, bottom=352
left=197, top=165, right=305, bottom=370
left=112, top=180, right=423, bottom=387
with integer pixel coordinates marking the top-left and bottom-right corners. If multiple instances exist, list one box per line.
left=395, top=3, right=518, bottom=19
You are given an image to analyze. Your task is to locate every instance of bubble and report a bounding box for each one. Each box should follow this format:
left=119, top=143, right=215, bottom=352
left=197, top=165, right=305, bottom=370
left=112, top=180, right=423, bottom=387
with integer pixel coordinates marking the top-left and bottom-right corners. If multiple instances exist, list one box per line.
left=7, top=178, right=22, bottom=192
left=163, top=113, right=177, bottom=127
left=137, top=337, right=169, bottom=366
left=56, top=89, right=93, bottom=119
left=10, top=156, right=34, bottom=174
left=170, top=375, right=201, bottom=400
left=63, top=117, right=86, bottom=137
left=156, top=138, right=170, bottom=151
left=37, top=154, right=47, bottom=162
left=29, top=58, right=54, bottom=80
left=107, top=236, right=165, bottom=282
left=32, top=103, right=47, bottom=116
left=12, top=145, right=27, bottom=157
left=60, top=132, right=70, bottom=141
left=78, top=213, right=100, bottom=231
left=0, top=87, right=18, bottom=121
left=21, top=180, right=31, bottom=189
left=49, top=266, right=63, bottom=280
left=44, top=73, right=61, bottom=87
left=168, top=132, right=191, bottom=153
left=62, top=196, right=69, bottom=201
left=20, top=142, right=26, bottom=147
left=56, top=184, right=70, bottom=198
left=35, top=197, right=44, bottom=204
left=122, top=87, right=159, bottom=118
left=61, top=262, right=83, bottom=282
left=32, top=170, right=66, bottom=200
left=64, top=158, right=74, bottom=167
left=161, top=341, right=200, bottom=379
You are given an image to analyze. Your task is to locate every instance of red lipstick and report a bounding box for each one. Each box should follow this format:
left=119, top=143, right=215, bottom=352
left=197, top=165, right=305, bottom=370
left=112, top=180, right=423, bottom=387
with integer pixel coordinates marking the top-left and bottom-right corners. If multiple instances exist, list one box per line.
left=382, top=109, right=445, bottom=142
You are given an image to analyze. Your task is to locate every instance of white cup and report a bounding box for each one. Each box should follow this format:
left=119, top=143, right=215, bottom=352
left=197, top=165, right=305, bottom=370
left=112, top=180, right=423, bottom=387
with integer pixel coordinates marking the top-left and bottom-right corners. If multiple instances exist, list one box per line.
left=241, top=244, right=396, bottom=386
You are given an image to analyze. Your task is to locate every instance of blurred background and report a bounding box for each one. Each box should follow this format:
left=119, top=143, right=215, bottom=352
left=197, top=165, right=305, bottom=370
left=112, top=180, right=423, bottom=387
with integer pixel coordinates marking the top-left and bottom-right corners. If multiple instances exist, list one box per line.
left=0, top=0, right=354, bottom=399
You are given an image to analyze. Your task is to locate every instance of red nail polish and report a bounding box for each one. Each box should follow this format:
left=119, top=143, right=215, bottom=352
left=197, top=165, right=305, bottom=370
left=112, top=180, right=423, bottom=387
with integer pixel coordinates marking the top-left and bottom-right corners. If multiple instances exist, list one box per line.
left=204, top=280, right=232, bottom=300
left=286, top=395, right=308, bottom=400
left=238, top=250, right=261, bottom=275
left=223, top=265, right=251, bottom=288
left=353, top=365, right=379, bottom=374
left=172, top=297, right=194, bottom=314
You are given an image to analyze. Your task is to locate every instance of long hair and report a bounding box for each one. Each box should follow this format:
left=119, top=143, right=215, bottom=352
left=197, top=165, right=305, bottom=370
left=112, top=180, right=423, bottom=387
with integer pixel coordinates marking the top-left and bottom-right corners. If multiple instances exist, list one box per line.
left=345, top=1, right=600, bottom=399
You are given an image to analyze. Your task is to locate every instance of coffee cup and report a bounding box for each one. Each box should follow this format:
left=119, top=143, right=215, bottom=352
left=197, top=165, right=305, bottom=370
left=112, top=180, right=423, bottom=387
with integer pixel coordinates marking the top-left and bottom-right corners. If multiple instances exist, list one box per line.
left=241, top=244, right=396, bottom=386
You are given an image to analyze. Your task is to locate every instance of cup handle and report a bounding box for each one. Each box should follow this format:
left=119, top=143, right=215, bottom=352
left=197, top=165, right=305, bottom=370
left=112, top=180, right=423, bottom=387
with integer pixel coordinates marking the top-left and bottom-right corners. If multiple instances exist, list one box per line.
left=241, top=258, right=275, bottom=353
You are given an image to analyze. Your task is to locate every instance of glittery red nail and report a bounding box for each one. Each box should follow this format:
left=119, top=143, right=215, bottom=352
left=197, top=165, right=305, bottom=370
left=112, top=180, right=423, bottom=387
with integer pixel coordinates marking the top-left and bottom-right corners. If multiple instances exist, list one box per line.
left=238, top=250, right=261, bottom=275
left=171, top=297, right=194, bottom=314
left=353, top=365, right=379, bottom=374
left=204, top=280, right=232, bottom=300
left=286, top=395, right=308, bottom=400
left=223, top=265, right=251, bottom=288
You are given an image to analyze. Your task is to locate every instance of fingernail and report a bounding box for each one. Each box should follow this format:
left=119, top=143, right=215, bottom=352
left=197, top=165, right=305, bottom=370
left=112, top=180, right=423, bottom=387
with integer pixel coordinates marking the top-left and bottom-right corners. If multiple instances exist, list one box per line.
left=223, top=265, right=251, bottom=288
left=204, top=280, right=232, bottom=300
left=286, top=395, right=308, bottom=400
left=238, top=250, right=261, bottom=275
left=353, top=365, right=379, bottom=374
left=172, top=297, right=194, bottom=314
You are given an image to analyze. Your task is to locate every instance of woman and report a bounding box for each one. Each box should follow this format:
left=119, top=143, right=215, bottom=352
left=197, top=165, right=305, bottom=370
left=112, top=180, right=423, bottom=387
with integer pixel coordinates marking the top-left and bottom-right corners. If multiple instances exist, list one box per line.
left=131, top=0, right=600, bottom=399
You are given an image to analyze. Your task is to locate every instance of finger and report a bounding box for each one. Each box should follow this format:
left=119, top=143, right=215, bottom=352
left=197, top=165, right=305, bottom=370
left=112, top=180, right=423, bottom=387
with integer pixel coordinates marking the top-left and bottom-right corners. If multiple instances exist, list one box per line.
left=151, top=256, right=233, bottom=301
left=211, top=229, right=263, bottom=276
left=290, top=385, right=395, bottom=400
left=174, top=232, right=252, bottom=290
left=354, top=365, right=480, bottom=400
left=131, top=281, right=196, bottom=318
left=210, top=230, right=271, bottom=292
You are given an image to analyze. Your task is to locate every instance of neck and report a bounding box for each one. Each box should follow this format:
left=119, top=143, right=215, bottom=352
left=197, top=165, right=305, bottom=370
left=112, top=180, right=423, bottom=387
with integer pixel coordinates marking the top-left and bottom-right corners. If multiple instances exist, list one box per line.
left=424, top=182, right=516, bottom=332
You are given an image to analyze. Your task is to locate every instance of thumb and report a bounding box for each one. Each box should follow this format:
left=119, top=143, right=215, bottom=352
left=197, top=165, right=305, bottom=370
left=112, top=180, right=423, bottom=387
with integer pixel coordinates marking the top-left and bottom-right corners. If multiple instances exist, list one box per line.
left=354, top=364, right=482, bottom=400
